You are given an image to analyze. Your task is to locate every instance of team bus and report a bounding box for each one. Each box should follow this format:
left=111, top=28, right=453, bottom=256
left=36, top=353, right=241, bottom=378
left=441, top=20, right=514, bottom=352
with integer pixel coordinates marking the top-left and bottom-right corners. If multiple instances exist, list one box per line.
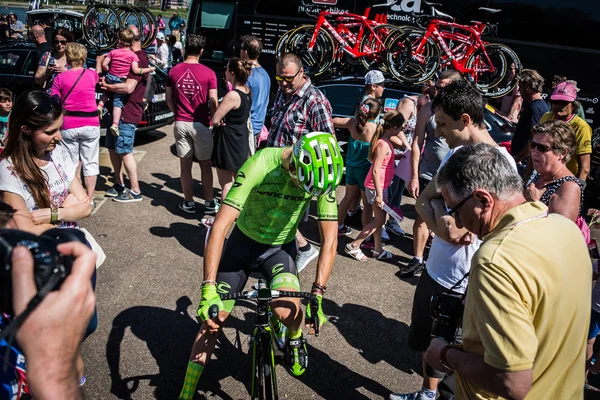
left=182, top=0, right=600, bottom=128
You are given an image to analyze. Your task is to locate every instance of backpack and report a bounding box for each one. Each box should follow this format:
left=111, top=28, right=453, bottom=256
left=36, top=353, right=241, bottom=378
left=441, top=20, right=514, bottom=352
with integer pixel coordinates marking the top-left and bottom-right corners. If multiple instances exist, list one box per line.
left=142, top=72, right=157, bottom=112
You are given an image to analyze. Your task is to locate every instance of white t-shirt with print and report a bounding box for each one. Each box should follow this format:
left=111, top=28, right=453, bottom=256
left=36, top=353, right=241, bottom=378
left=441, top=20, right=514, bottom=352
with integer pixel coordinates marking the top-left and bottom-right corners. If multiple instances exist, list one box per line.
left=426, top=145, right=517, bottom=294
left=0, top=145, right=76, bottom=228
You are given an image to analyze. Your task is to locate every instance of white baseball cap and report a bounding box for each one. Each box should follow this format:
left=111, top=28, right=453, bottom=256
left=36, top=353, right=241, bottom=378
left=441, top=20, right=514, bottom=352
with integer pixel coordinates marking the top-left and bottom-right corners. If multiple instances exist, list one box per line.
left=365, top=70, right=385, bottom=85
left=156, top=32, right=165, bottom=41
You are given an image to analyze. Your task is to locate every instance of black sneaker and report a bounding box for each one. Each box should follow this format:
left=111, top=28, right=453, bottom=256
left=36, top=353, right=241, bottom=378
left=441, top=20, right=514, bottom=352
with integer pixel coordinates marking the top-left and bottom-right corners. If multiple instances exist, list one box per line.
left=105, top=184, right=125, bottom=198
left=179, top=200, right=196, bottom=214
left=113, top=188, right=143, bottom=203
left=344, top=208, right=363, bottom=229
left=204, top=200, right=220, bottom=216
left=285, top=335, right=308, bottom=377
left=400, top=258, right=425, bottom=277
left=338, top=225, right=352, bottom=237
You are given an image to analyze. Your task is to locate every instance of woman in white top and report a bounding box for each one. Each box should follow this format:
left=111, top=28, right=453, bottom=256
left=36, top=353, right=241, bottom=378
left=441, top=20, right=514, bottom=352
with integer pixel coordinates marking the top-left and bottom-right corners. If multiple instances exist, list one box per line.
left=0, top=90, right=91, bottom=234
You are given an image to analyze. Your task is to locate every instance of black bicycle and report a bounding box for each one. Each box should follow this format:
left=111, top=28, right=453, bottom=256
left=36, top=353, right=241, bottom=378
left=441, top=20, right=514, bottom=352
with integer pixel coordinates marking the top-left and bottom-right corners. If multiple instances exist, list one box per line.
left=209, top=279, right=320, bottom=400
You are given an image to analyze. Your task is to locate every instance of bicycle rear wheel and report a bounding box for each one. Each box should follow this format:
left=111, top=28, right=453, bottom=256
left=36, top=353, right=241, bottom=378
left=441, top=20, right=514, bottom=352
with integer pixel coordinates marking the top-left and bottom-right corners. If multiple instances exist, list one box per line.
left=386, top=30, right=440, bottom=84
left=136, top=7, right=157, bottom=49
left=284, top=25, right=335, bottom=76
left=359, top=24, right=401, bottom=72
left=465, top=43, right=521, bottom=98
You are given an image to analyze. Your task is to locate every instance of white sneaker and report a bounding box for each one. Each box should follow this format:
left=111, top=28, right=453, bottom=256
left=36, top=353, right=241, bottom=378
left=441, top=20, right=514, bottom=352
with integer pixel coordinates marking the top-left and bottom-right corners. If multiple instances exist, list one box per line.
left=296, top=244, right=319, bottom=273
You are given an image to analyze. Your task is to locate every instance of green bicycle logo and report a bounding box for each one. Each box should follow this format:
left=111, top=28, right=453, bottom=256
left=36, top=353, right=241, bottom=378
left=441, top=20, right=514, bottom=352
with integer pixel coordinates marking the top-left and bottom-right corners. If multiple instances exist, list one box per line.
left=271, top=263, right=284, bottom=275
left=216, top=281, right=231, bottom=294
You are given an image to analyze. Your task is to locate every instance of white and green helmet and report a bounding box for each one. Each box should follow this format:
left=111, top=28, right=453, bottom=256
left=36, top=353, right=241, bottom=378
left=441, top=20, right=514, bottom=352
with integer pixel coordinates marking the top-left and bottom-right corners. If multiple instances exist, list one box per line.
left=291, top=132, right=344, bottom=196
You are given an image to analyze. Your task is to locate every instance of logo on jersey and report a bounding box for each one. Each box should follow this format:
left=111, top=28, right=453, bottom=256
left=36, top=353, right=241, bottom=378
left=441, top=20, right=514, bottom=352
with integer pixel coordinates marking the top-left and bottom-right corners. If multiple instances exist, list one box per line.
left=232, top=172, right=245, bottom=189
left=325, top=192, right=336, bottom=203
left=257, top=190, right=305, bottom=201
left=216, top=281, right=231, bottom=294
left=271, top=263, right=285, bottom=275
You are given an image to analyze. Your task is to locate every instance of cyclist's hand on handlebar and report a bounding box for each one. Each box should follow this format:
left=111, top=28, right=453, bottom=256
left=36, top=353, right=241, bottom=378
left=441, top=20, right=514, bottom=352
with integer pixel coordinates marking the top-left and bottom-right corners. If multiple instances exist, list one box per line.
left=197, top=284, right=224, bottom=329
left=305, top=293, right=326, bottom=335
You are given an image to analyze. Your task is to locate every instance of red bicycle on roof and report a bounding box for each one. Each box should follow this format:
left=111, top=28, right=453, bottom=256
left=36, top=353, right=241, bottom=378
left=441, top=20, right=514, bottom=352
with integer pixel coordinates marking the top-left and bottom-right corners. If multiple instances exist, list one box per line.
left=385, top=1, right=521, bottom=98
left=276, top=0, right=405, bottom=75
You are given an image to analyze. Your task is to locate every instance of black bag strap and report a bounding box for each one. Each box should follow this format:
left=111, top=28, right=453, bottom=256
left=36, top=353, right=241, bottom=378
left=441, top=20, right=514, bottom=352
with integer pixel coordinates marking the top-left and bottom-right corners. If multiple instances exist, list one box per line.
left=63, top=68, right=87, bottom=102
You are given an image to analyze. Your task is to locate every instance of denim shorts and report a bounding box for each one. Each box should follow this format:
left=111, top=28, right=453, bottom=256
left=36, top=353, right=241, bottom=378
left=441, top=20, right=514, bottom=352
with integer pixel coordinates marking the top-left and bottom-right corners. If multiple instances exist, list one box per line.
left=105, top=73, right=127, bottom=109
left=104, top=120, right=136, bottom=154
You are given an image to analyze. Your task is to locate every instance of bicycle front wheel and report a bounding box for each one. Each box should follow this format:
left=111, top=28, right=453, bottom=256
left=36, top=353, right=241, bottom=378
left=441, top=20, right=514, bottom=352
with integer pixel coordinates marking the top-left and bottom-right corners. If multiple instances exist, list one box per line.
left=252, top=332, right=277, bottom=400
left=82, top=4, right=120, bottom=50
left=284, top=25, right=335, bottom=76
left=465, top=43, right=521, bottom=98
left=359, top=24, right=402, bottom=72
left=386, top=30, right=440, bottom=84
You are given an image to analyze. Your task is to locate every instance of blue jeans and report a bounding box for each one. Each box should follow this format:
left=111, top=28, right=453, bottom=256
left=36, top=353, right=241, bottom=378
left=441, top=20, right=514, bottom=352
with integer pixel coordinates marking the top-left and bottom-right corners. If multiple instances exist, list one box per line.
left=104, top=120, right=137, bottom=154
left=387, top=175, right=405, bottom=208
left=105, top=73, right=127, bottom=108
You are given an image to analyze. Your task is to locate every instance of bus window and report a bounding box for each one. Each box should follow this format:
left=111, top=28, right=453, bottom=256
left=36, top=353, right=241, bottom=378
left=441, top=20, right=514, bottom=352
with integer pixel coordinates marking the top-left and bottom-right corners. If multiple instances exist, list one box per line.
left=201, top=1, right=234, bottom=29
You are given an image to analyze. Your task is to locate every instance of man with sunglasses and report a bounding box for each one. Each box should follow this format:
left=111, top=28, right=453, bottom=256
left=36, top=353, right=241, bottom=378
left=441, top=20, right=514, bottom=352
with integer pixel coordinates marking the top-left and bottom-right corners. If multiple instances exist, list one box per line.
left=539, top=81, right=592, bottom=180
left=391, top=81, right=517, bottom=400
left=425, top=143, right=590, bottom=400
left=100, top=25, right=148, bottom=203
left=267, top=53, right=335, bottom=272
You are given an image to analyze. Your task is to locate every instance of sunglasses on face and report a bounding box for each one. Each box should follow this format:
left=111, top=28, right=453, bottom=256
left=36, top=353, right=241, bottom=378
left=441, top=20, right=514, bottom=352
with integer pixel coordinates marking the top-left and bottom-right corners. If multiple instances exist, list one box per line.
left=529, top=140, right=557, bottom=153
left=275, top=68, right=301, bottom=83
left=32, top=95, right=61, bottom=115
left=54, top=40, right=67, bottom=45
left=447, top=193, right=474, bottom=220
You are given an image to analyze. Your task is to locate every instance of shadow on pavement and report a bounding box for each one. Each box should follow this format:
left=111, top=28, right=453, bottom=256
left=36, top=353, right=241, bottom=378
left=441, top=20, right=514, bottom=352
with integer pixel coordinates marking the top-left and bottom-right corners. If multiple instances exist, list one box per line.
left=150, top=222, right=208, bottom=257
left=106, top=296, right=255, bottom=400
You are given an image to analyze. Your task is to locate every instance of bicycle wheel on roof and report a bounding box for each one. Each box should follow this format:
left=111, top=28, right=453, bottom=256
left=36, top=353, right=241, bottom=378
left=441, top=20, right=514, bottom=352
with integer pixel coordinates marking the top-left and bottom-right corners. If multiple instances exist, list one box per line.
left=82, top=3, right=120, bottom=50
left=386, top=30, right=440, bottom=85
left=284, top=25, right=335, bottom=76
left=465, top=43, right=521, bottom=98
left=359, top=24, right=402, bottom=72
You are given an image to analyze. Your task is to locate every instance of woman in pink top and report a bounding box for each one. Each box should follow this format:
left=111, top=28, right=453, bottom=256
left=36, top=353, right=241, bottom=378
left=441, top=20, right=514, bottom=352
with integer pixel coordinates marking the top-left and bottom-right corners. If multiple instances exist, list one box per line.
left=345, top=111, right=406, bottom=261
left=98, top=28, right=154, bottom=137
left=52, top=42, right=100, bottom=205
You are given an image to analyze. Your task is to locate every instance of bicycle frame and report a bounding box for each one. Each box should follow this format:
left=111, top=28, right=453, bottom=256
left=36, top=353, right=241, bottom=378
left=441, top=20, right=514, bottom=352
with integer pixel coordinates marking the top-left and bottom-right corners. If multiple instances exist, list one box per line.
left=414, top=18, right=495, bottom=74
left=309, top=10, right=386, bottom=59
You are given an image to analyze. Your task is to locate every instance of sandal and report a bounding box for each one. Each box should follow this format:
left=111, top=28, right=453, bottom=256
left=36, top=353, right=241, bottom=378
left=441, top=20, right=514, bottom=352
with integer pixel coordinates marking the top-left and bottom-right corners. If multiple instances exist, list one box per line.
left=373, top=249, right=393, bottom=260
left=345, top=243, right=367, bottom=261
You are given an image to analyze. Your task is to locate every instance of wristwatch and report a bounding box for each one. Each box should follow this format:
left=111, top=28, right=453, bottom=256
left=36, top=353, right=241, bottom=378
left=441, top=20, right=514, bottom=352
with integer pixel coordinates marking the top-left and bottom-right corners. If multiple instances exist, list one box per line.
left=440, top=345, right=455, bottom=371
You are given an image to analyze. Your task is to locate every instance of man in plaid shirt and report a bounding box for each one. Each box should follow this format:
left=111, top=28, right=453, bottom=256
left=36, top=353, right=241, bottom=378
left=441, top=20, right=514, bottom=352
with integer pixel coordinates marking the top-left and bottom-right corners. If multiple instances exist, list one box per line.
left=267, top=52, right=335, bottom=272
left=267, top=53, right=334, bottom=147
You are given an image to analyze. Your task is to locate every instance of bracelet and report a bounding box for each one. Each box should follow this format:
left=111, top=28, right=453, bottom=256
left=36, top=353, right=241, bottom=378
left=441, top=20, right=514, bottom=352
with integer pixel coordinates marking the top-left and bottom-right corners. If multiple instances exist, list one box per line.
left=202, top=279, right=217, bottom=286
left=440, top=345, right=455, bottom=371
left=312, top=282, right=326, bottom=294
left=50, top=207, right=58, bottom=224
left=139, top=67, right=143, bottom=75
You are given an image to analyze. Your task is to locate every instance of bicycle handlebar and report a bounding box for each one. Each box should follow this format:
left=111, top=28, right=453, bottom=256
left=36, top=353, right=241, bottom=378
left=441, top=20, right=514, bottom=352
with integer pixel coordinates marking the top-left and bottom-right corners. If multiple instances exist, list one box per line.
left=208, top=290, right=321, bottom=336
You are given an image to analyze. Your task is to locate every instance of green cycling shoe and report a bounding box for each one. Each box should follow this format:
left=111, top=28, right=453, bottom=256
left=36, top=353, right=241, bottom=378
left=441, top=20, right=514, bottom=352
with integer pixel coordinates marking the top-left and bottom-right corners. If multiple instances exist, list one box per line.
left=285, top=334, right=308, bottom=377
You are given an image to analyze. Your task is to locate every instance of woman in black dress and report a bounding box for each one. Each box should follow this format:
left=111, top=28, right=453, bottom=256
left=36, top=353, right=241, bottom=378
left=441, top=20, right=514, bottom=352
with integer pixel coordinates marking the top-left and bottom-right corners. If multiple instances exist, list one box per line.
left=211, top=57, right=253, bottom=201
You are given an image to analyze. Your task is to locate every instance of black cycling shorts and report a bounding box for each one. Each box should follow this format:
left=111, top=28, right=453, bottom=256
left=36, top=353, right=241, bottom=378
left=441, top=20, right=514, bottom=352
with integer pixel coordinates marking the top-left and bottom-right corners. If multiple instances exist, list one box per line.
left=216, top=227, right=299, bottom=309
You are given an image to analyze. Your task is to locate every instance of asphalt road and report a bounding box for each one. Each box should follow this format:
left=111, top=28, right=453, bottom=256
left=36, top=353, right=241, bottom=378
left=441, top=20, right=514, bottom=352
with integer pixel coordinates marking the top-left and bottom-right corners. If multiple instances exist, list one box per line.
left=79, top=124, right=427, bottom=399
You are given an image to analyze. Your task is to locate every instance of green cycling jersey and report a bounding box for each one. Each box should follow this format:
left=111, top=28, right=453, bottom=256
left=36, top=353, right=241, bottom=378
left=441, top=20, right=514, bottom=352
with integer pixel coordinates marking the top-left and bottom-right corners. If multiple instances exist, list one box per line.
left=223, top=147, right=338, bottom=245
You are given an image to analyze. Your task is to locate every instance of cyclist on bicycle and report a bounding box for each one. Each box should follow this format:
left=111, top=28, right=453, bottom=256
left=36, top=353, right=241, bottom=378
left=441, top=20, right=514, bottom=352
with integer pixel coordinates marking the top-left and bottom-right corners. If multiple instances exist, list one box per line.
left=178, top=132, right=343, bottom=400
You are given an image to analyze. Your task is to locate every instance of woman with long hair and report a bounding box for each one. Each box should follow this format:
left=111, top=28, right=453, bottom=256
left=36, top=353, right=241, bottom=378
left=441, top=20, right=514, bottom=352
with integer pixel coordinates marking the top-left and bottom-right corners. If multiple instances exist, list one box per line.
left=34, top=28, right=75, bottom=93
left=333, top=97, right=381, bottom=236
left=0, top=90, right=91, bottom=234
left=211, top=57, right=253, bottom=202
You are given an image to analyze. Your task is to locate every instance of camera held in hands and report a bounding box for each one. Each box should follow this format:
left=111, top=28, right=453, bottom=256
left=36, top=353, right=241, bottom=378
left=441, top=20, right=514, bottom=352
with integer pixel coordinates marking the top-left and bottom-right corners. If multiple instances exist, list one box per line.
left=0, top=228, right=87, bottom=315
left=430, top=291, right=464, bottom=343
